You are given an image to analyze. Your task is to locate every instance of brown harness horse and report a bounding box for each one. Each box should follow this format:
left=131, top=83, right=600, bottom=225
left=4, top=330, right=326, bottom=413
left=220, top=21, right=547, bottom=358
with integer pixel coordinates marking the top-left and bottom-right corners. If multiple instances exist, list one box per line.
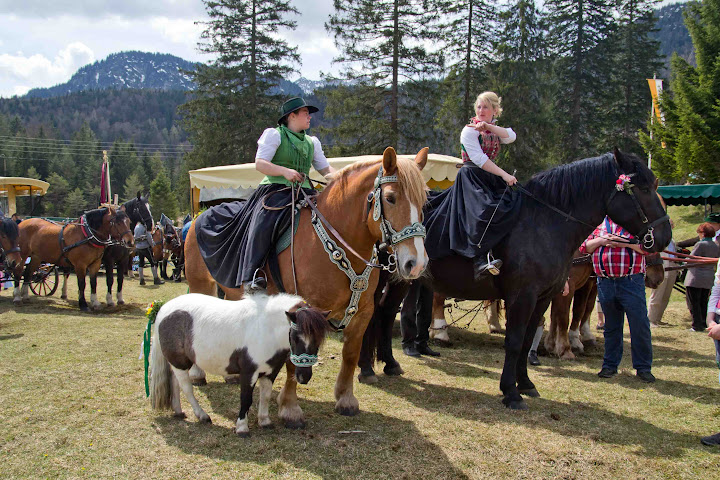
left=184, top=147, right=429, bottom=426
left=544, top=251, right=665, bottom=359
left=16, top=207, right=134, bottom=311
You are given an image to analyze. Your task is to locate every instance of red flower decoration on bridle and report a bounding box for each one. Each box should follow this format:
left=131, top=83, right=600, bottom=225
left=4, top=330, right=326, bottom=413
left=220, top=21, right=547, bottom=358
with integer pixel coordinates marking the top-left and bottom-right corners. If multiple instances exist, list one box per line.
left=616, top=174, right=632, bottom=192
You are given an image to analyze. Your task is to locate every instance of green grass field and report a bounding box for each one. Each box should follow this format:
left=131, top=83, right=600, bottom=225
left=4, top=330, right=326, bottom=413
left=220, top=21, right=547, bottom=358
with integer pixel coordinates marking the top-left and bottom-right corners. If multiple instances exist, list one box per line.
left=1, top=204, right=718, bottom=479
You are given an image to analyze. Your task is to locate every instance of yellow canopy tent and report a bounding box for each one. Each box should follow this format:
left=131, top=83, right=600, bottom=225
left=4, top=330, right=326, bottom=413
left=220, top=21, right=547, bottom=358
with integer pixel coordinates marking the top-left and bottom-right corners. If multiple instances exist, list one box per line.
left=188, top=154, right=462, bottom=215
left=0, top=177, right=50, bottom=216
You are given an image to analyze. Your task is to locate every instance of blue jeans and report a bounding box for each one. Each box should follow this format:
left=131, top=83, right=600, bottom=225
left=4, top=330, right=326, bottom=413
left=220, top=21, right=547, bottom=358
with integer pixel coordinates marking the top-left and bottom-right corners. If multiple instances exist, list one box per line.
left=597, top=273, right=653, bottom=373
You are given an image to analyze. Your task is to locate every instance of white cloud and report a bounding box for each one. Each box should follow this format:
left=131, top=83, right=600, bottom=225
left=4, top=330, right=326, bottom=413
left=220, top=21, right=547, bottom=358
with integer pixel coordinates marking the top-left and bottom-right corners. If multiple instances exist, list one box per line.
left=150, top=17, right=205, bottom=45
left=0, top=0, right=205, bottom=20
left=0, top=43, right=94, bottom=97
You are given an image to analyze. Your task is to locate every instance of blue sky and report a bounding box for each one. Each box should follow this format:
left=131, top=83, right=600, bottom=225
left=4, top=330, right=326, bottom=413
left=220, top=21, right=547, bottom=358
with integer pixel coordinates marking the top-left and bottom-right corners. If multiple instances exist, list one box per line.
left=0, top=0, right=337, bottom=97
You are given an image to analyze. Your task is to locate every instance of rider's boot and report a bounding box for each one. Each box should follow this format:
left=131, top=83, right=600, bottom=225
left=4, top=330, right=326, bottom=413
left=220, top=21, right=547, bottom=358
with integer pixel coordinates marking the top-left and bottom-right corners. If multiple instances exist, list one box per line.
left=473, top=251, right=502, bottom=281
left=138, top=268, right=146, bottom=286
left=243, top=269, right=267, bottom=294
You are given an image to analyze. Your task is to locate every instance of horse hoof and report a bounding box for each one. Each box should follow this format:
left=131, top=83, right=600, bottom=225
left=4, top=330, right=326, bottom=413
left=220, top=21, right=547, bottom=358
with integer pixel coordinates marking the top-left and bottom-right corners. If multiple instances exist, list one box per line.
left=284, top=419, right=306, bottom=430
left=358, top=373, right=379, bottom=385
left=433, top=339, right=453, bottom=347
left=191, top=378, right=207, bottom=386
left=224, top=375, right=242, bottom=384
left=335, top=404, right=360, bottom=417
left=383, top=364, right=404, bottom=376
left=261, top=423, right=275, bottom=430
left=118, top=300, right=125, bottom=305
left=502, top=398, right=529, bottom=410
left=236, top=431, right=250, bottom=438
left=199, top=416, right=212, bottom=424
left=80, top=305, right=89, bottom=312
left=61, top=295, right=67, bottom=300
left=13, top=300, right=22, bottom=307
left=519, top=388, right=540, bottom=398
left=489, top=328, right=505, bottom=335
left=560, top=351, right=576, bottom=360
left=173, top=412, right=187, bottom=419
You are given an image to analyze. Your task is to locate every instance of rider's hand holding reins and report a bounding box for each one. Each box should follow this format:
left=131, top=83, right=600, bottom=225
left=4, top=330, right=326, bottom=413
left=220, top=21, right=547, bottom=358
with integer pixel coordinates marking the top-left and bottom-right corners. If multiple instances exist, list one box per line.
left=282, top=168, right=304, bottom=184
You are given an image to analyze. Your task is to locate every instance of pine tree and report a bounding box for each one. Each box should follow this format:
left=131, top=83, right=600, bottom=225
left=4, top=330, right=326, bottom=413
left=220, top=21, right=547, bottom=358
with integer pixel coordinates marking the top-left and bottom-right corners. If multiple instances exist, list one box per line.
left=44, top=173, right=71, bottom=217
left=545, top=0, right=616, bottom=161
left=149, top=168, right=179, bottom=220
left=647, top=0, right=720, bottom=183
left=122, top=173, right=145, bottom=202
left=602, top=0, right=662, bottom=155
left=180, top=0, right=300, bottom=168
left=488, top=0, right=556, bottom=176
left=63, top=188, right=90, bottom=218
left=325, top=0, right=446, bottom=151
left=438, top=0, right=500, bottom=117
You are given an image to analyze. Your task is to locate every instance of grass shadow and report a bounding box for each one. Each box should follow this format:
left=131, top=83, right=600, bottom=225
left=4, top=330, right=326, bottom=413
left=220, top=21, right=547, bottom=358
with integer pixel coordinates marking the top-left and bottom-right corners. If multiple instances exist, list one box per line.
left=154, top=396, right=470, bottom=480
left=365, top=375, right=704, bottom=459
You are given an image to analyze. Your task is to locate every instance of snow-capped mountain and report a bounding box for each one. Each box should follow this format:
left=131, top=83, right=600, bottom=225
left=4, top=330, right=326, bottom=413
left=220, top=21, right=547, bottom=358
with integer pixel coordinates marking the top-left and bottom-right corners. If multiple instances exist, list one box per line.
left=25, top=51, right=198, bottom=98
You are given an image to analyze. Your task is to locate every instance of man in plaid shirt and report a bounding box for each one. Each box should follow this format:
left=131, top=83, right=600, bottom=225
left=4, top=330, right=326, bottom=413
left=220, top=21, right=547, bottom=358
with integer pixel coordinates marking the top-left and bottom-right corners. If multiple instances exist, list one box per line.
left=580, top=216, right=655, bottom=383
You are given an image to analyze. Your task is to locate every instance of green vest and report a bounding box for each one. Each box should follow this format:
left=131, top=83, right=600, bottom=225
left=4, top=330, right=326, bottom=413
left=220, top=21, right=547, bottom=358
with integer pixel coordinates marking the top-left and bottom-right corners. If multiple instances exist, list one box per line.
left=259, top=125, right=314, bottom=188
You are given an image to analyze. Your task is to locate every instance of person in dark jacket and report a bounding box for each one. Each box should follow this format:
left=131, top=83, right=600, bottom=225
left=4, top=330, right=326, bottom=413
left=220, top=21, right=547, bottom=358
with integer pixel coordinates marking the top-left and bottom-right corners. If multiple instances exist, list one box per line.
left=685, top=223, right=720, bottom=332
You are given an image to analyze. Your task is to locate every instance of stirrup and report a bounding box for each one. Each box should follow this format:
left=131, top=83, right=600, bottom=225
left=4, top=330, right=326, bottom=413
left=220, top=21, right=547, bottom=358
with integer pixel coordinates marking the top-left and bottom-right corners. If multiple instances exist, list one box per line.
left=475, top=252, right=502, bottom=278
left=246, top=269, right=267, bottom=293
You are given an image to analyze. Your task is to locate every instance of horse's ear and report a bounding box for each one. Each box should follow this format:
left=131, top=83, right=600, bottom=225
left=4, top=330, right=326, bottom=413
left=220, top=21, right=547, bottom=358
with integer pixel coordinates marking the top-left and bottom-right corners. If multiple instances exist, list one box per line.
left=382, top=147, right=397, bottom=176
left=136, top=192, right=141, bottom=199
left=414, top=147, right=428, bottom=171
left=321, top=310, right=332, bottom=318
left=285, top=311, right=297, bottom=322
left=613, top=147, right=633, bottom=173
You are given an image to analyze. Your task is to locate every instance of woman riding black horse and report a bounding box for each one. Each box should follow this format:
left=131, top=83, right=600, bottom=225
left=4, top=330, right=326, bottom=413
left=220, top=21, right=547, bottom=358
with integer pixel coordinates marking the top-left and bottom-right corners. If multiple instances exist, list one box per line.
left=360, top=148, right=671, bottom=410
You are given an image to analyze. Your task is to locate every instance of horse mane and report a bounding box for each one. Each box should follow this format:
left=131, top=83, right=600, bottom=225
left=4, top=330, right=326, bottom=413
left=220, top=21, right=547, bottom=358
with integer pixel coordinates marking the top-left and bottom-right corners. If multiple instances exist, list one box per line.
left=329, top=157, right=428, bottom=208
left=85, top=208, right=108, bottom=229
left=524, top=151, right=657, bottom=212
left=0, top=217, right=19, bottom=241
left=293, top=305, right=331, bottom=348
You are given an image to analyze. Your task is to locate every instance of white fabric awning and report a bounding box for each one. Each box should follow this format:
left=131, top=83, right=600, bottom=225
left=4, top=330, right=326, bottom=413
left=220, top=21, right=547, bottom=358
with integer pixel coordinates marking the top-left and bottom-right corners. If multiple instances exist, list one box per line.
left=188, top=154, right=462, bottom=190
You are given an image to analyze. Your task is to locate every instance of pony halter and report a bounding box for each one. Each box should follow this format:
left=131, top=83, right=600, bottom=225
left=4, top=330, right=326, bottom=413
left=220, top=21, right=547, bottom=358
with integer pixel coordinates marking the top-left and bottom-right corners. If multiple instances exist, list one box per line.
left=369, top=167, right=426, bottom=253
left=288, top=321, right=318, bottom=367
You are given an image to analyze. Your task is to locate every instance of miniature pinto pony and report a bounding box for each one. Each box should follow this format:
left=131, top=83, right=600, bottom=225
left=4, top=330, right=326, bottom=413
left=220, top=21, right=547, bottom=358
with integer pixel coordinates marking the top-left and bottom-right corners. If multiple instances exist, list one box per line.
left=150, top=293, right=330, bottom=436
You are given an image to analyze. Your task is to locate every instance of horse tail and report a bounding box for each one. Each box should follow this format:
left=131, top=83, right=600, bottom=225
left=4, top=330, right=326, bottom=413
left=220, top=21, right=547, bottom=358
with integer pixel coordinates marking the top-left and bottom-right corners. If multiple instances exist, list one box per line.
left=149, top=324, right=173, bottom=411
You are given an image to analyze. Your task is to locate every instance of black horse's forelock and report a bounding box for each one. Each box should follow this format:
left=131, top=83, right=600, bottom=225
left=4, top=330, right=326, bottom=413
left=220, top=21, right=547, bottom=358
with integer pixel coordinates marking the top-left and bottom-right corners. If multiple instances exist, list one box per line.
left=0, top=217, right=19, bottom=241
left=123, top=197, right=153, bottom=227
left=295, top=307, right=330, bottom=347
left=524, top=151, right=655, bottom=212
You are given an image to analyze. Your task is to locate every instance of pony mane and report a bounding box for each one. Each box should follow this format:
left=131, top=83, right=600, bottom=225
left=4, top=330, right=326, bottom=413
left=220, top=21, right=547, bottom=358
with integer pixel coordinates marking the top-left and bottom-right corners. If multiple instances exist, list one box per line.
left=293, top=305, right=330, bottom=347
left=0, top=217, right=19, bottom=241
left=329, top=157, right=427, bottom=208
left=85, top=208, right=108, bottom=229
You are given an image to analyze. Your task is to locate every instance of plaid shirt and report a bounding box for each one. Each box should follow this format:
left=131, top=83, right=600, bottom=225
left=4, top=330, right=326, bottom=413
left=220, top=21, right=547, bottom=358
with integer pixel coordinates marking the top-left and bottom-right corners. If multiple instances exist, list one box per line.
left=579, top=217, right=646, bottom=278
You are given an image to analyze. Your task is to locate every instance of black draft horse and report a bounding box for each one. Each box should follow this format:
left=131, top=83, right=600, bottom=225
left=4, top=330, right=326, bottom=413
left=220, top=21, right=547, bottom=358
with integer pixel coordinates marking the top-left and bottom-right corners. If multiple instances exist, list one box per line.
left=359, top=149, right=672, bottom=410
left=101, top=193, right=154, bottom=306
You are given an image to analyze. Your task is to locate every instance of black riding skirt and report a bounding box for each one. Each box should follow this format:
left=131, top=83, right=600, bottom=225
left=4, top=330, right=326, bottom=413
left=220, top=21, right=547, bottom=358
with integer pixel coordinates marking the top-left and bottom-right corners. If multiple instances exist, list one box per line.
left=196, top=183, right=313, bottom=288
left=423, top=163, right=521, bottom=260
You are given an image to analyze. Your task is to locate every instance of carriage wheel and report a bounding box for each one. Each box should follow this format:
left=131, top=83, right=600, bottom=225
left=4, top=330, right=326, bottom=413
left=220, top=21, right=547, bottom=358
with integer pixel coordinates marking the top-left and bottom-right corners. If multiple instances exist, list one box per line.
left=29, top=264, right=59, bottom=296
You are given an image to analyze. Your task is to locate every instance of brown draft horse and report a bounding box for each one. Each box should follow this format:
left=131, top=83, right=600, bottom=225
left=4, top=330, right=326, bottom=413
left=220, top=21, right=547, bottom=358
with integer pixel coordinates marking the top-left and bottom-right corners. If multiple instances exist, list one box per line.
left=184, top=147, right=429, bottom=427
left=16, top=207, right=134, bottom=311
left=1, top=216, right=22, bottom=299
left=544, top=251, right=665, bottom=359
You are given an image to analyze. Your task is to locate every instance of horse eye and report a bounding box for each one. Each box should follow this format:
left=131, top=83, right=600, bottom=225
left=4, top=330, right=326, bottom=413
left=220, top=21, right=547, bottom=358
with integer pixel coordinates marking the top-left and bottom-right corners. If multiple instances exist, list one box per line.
left=385, top=194, right=396, bottom=205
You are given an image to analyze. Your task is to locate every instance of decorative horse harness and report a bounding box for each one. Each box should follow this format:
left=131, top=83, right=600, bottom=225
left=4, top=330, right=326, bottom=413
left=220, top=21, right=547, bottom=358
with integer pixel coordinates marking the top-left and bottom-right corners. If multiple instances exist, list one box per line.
left=56, top=214, right=132, bottom=267
left=290, top=167, right=426, bottom=331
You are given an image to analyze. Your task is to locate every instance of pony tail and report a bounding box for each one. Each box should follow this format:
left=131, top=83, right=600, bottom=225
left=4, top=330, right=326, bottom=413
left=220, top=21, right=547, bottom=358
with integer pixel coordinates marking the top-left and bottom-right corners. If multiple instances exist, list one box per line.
left=149, top=323, right=173, bottom=411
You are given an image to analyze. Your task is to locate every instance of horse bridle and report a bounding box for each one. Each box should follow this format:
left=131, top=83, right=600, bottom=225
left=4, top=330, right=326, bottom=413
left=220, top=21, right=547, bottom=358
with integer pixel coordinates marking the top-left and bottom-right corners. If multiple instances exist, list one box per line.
left=606, top=174, right=669, bottom=250
left=517, top=171, right=668, bottom=250
left=288, top=319, right=318, bottom=367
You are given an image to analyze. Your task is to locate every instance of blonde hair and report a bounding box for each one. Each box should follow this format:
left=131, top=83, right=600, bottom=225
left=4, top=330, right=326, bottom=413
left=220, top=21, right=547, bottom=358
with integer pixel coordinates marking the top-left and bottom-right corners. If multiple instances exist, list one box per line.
left=474, top=91, right=503, bottom=118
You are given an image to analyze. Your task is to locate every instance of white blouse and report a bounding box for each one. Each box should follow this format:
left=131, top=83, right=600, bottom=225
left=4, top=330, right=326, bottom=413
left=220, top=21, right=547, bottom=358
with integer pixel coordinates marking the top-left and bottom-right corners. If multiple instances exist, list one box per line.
left=460, top=126, right=516, bottom=167
left=255, top=128, right=330, bottom=171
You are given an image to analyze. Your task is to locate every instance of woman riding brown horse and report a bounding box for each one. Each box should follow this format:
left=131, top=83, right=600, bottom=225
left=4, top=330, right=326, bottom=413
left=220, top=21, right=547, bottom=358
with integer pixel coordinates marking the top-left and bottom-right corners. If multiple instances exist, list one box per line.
left=185, top=147, right=429, bottom=427
left=16, top=207, right=134, bottom=311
